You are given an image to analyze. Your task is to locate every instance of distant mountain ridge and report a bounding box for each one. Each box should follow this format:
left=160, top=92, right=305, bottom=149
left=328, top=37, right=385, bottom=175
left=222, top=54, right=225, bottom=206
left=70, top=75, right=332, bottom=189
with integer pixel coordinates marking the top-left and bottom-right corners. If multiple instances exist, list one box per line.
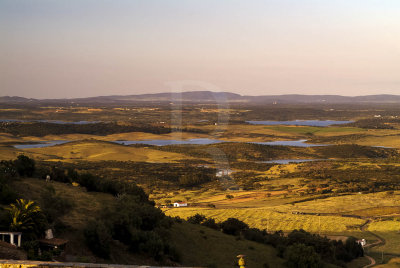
left=2, top=91, right=400, bottom=104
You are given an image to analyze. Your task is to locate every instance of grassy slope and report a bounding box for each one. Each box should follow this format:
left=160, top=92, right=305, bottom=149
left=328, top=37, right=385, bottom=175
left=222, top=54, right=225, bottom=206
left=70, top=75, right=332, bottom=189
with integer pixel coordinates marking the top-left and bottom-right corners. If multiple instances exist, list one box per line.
left=169, top=222, right=284, bottom=268
left=375, top=258, right=400, bottom=267
left=23, top=140, right=190, bottom=162
left=164, top=207, right=365, bottom=234
left=11, top=178, right=285, bottom=267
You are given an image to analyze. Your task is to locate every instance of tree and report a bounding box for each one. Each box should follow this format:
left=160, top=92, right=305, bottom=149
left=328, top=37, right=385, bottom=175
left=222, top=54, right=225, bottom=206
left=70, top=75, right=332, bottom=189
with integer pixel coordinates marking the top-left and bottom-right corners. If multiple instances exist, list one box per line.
left=187, top=214, right=206, bottom=224
left=284, top=243, right=323, bottom=268
left=14, top=155, right=35, bottom=177
left=83, top=220, right=112, bottom=258
left=6, top=199, right=46, bottom=239
left=220, top=218, right=248, bottom=235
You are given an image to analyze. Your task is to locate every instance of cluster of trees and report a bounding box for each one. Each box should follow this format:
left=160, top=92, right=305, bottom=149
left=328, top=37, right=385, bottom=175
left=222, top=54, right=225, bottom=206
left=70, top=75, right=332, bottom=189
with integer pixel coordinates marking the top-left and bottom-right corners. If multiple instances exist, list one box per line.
left=0, top=155, right=181, bottom=263
left=186, top=214, right=364, bottom=267
left=0, top=155, right=37, bottom=205
left=84, top=195, right=179, bottom=262
left=38, top=160, right=217, bottom=189
left=0, top=122, right=172, bottom=137
left=285, top=161, right=400, bottom=194
left=316, top=144, right=398, bottom=159
left=345, top=118, right=399, bottom=129
left=35, top=165, right=150, bottom=203
left=178, top=173, right=213, bottom=187
left=160, top=142, right=302, bottom=161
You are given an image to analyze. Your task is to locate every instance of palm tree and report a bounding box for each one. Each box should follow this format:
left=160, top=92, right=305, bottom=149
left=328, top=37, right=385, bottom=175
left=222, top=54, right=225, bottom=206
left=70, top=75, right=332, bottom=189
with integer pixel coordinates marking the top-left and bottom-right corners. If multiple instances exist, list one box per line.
left=6, top=199, right=44, bottom=233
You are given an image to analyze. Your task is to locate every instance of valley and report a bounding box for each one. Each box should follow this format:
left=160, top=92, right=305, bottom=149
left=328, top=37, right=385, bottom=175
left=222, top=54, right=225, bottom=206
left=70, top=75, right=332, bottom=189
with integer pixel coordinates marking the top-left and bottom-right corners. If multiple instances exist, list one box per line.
left=1, top=101, right=400, bottom=267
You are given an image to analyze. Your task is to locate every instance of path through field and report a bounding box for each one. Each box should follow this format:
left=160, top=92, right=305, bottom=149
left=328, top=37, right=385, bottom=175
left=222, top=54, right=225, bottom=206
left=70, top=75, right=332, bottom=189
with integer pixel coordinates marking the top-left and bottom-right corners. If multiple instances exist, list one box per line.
left=361, top=219, right=385, bottom=268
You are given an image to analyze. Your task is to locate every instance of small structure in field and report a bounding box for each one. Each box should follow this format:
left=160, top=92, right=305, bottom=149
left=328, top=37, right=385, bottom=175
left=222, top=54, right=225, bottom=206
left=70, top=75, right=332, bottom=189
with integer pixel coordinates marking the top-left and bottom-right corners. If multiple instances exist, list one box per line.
left=216, top=169, right=233, bottom=177
left=37, top=229, right=68, bottom=254
left=173, top=202, right=188, bottom=207
left=356, top=239, right=366, bottom=247
left=38, top=238, right=68, bottom=252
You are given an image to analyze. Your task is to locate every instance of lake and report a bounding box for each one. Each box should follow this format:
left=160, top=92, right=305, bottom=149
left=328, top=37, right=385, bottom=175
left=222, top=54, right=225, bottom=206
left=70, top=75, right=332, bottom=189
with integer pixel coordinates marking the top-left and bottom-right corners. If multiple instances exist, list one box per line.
left=112, top=138, right=225, bottom=146
left=246, top=120, right=353, bottom=127
left=13, top=140, right=70, bottom=149
left=14, top=138, right=328, bottom=149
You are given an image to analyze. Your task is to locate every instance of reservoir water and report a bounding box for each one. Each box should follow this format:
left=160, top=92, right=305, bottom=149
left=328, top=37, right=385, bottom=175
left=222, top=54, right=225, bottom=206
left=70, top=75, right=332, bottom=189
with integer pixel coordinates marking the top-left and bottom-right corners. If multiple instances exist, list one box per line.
left=13, top=140, right=70, bottom=149
left=14, top=138, right=328, bottom=149
left=246, top=120, right=353, bottom=127
left=113, top=138, right=224, bottom=146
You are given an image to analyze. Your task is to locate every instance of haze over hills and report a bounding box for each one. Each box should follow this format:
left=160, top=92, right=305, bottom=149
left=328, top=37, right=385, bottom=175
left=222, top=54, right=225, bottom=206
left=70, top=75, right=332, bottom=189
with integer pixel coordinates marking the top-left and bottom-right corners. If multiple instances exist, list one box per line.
left=2, top=91, right=400, bottom=104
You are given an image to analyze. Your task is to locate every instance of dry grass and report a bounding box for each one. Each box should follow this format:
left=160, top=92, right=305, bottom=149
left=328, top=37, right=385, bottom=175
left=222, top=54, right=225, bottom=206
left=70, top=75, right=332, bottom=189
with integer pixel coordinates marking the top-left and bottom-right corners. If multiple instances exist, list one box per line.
left=170, top=222, right=284, bottom=268
left=375, top=257, right=400, bottom=267
left=0, top=146, right=21, bottom=160
left=275, top=192, right=400, bottom=215
left=23, top=140, right=190, bottom=162
left=165, top=207, right=365, bottom=234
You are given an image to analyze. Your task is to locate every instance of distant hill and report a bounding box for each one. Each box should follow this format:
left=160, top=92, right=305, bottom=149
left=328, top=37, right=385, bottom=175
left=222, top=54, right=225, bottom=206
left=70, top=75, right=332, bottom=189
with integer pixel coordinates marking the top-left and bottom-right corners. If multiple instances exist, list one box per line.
left=3, top=91, right=400, bottom=104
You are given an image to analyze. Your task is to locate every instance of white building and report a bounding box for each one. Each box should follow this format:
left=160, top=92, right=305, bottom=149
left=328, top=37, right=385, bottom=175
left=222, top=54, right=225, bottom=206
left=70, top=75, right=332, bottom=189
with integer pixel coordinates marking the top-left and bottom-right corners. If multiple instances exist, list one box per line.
left=357, top=239, right=366, bottom=247
left=173, top=202, right=188, bottom=207
left=216, top=169, right=233, bottom=177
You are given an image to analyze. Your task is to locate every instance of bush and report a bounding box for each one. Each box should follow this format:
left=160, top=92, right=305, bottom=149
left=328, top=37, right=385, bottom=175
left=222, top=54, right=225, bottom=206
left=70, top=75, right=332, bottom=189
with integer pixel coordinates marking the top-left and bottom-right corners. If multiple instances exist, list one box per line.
left=220, top=218, right=248, bottom=236
left=0, top=160, right=17, bottom=178
left=138, top=231, right=164, bottom=260
left=40, top=185, right=74, bottom=223
left=201, top=218, right=219, bottom=230
left=0, top=182, right=18, bottom=205
left=14, top=155, right=35, bottom=177
left=284, top=243, right=323, bottom=268
left=83, top=220, right=112, bottom=258
left=187, top=214, right=206, bottom=224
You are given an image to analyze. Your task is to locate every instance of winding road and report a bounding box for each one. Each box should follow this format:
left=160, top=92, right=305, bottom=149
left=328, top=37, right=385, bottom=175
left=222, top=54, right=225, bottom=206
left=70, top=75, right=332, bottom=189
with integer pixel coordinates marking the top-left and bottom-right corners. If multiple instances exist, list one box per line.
left=360, top=219, right=385, bottom=268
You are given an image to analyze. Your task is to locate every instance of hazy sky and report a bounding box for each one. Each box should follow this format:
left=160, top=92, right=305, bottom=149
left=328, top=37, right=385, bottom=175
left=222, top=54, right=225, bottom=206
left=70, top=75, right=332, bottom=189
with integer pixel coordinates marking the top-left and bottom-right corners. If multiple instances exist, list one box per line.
left=1, top=0, right=400, bottom=98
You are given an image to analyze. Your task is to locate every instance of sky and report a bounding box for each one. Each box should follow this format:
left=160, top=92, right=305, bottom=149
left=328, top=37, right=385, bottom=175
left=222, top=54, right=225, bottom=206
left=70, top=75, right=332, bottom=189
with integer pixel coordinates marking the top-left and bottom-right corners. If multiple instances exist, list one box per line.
left=1, top=0, right=400, bottom=98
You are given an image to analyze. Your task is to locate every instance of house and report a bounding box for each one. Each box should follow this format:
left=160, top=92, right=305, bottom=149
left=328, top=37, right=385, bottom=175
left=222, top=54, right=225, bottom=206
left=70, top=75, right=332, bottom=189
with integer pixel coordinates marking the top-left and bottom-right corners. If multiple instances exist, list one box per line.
left=37, top=229, right=68, bottom=254
left=38, top=238, right=68, bottom=253
left=173, top=202, right=188, bottom=207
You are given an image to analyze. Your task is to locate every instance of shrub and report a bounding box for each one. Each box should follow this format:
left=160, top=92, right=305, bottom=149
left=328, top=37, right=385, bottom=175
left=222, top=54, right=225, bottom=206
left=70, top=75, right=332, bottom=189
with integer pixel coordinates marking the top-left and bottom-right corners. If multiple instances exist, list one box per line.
left=40, top=185, right=74, bottom=223
left=284, top=243, right=323, bottom=268
left=0, top=182, right=18, bottom=205
left=187, top=214, right=206, bottom=224
left=14, top=155, right=35, bottom=177
left=201, top=218, right=219, bottom=230
left=83, top=220, right=112, bottom=258
left=220, top=218, right=248, bottom=235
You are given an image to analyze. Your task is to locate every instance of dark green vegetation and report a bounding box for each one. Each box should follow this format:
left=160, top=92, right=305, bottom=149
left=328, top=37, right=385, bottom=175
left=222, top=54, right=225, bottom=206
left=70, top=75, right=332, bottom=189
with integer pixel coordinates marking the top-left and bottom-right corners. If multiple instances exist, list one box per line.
left=36, top=160, right=217, bottom=189
left=0, top=156, right=286, bottom=267
left=0, top=122, right=173, bottom=136
left=160, top=142, right=398, bottom=161
left=0, top=156, right=176, bottom=263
